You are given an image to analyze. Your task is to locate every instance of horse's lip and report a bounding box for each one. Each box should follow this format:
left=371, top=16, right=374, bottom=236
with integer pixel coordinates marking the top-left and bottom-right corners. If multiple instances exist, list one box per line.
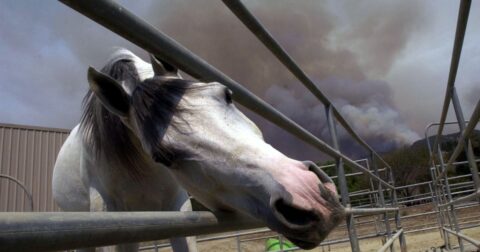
left=284, top=236, right=318, bottom=249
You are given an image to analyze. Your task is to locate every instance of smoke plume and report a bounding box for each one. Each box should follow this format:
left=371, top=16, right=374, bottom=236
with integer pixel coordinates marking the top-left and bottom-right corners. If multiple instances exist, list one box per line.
left=147, top=0, right=422, bottom=159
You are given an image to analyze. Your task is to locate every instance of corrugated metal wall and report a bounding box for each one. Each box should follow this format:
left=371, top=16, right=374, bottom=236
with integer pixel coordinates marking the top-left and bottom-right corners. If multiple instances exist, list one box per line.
left=0, top=123, right=70, bottom=212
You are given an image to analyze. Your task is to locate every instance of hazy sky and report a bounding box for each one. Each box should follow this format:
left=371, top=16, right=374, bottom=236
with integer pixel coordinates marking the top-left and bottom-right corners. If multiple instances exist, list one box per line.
left=0, top=0, right=479, bottom=160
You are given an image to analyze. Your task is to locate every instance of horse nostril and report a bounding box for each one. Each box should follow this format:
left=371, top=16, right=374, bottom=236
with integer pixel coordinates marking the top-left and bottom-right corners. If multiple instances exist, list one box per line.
left=303, top=160, right=334, bottom=184
left=272, top=198, right=320, bottom=227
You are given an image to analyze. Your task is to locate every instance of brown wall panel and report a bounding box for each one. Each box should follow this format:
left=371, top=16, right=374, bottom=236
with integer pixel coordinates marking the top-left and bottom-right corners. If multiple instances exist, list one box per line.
left=0, top=123, right=70, bottom=212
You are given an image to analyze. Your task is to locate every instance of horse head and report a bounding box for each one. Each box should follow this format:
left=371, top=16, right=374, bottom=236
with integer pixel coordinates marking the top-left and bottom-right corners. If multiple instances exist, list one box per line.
left=86, top=52, right=344, bottom=249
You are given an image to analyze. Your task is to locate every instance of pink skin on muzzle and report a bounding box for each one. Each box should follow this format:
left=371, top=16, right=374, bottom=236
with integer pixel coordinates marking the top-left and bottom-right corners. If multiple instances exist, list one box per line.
left=271, top=160, right=339, bottom=219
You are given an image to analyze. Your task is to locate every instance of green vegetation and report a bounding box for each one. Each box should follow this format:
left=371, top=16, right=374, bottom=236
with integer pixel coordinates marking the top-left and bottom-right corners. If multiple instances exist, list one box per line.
left=318, top=130, right=480, bottom=203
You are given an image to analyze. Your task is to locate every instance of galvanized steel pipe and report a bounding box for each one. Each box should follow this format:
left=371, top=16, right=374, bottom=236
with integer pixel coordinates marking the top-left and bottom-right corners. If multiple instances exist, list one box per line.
left=432, top=0, right=471, bottom=153
left=345, top=207, right=398, bottom=216
left=0, top=211, right=262, bottom=251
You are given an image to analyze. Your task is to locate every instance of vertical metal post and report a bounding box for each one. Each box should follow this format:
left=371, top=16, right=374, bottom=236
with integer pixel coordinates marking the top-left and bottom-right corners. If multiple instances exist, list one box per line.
left=451, top=88, right=480, bottom=193
left=429, top=181, right=445, bottom=240
left=367, top=159, right=382, bottom=235
left=236, top=233, right=242, bottom=252
left=428, top=125, right=453, bottom=249
left=369, top=193, right=381, bottom=235
left=388, top=167, right=406, bottom=252
left=437, top=145, right=464, bottom=251
left=431, top=168, right=450, bottom=249
left=371, top=153, right=394, bottom=251
left=435, top=160, right=455, bottom=249
left=279, top=235, right=284, bottom=252
left=439, top=183, right=455, bottom=248
left=325, top=105, right=360, bottom=251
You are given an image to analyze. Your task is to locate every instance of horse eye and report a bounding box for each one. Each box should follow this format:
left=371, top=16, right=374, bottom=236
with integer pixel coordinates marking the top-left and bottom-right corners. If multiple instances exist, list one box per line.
left=225, top=88, right=233, bottom=104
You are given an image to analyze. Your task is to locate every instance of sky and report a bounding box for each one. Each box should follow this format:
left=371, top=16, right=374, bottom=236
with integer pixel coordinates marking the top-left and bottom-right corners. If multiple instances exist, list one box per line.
left=0, top=0, right=479, bottom=161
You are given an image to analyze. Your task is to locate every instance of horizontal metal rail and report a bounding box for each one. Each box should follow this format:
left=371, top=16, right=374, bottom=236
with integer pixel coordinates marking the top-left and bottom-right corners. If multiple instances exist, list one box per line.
left=398, top=196, right=435, bottom=205
left=460, top=222, right=480, bottom=230
left=438, top=189, right=480, bottom=208
left=435, top=98, right=480, bottom=182
left=0, top=211, right=262, bottom=251
left=443, top=227, right=480, bottom=248
left=0, top=212, right=264, bottom=251
left=432, top=0, right=471, bottom=153
left=0, top=206, right=402, bottom=251
left=396, top=181, right=432, bottom=190
left=404, top=226, right=438, bottom=234
left=330, top=169, right=387, bottom=180
left=378, top=229, right=404, bottom=252
left=345, top=207, right=398, bottom=216
left=350, top=189, right=381, bottom=197
left=435, top=160, right=480, bottom=170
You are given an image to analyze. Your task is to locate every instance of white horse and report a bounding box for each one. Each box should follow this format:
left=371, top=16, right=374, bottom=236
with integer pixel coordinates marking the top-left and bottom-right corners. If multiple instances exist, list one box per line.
left=52, top=49, right=344, bottom=252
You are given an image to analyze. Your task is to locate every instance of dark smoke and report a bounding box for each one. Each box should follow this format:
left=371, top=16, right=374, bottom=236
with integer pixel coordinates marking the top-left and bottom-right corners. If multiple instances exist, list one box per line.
left=465, top=84, right=480, bottom=112
left=146, top=0, right=422, bottom=159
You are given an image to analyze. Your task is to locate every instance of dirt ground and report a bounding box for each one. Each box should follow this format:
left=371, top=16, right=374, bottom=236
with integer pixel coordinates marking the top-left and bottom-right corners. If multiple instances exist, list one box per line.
left=146, top=203, right=480, bottom=252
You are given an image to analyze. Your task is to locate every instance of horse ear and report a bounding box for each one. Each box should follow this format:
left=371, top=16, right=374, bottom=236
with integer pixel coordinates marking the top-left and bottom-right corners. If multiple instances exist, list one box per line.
left=150, top=54, right=179, bottom=76
left=87, top=66, right=130, bottom=117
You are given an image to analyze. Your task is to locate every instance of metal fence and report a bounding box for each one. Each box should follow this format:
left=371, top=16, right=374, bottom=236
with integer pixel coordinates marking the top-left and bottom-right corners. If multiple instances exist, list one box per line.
left=5, top=0, right=477, bottom=251
left=425, top=0, right=480, bottom=250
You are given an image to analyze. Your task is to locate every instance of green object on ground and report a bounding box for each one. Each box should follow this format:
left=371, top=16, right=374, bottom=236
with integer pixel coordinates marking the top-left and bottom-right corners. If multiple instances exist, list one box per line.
left=265, top=238, right=295, bottom=251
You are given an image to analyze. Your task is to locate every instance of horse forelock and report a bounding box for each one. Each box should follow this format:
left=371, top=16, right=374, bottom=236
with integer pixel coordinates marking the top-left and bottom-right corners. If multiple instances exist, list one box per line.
left=79, top=50, right=194, bottom=179
left=131, top=78, right=194, bottom=166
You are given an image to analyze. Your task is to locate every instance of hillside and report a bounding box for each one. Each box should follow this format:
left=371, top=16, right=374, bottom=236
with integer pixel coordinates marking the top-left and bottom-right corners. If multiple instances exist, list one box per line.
left=381, top=130, right=480, bottom=198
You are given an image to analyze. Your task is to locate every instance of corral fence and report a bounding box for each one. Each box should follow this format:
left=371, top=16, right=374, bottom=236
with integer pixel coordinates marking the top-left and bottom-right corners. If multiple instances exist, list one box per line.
left=0, top=0, right=477, bottom=251
left=423, top=0, right=480, bottom=251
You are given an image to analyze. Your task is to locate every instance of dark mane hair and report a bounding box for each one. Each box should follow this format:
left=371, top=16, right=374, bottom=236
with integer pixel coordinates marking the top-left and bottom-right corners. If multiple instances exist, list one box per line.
left=79, top=52, right=191, bottom=178
left=131, top=78, right=193, bottom=166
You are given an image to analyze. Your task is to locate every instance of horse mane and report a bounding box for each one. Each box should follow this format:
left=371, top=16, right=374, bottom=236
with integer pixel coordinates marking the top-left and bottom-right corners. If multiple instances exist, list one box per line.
left=79, top=50, right=192, bottom=179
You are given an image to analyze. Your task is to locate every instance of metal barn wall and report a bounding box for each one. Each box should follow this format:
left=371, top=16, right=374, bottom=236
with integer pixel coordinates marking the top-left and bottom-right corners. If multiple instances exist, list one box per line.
left=0, top=123, right=70, bottom=212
